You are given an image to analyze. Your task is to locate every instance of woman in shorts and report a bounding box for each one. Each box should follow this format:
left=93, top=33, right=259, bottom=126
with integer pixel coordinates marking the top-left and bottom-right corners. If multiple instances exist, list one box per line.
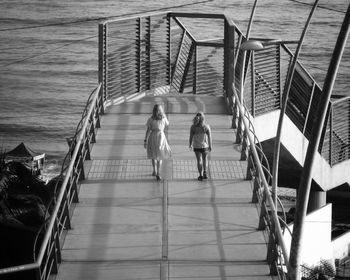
left=189, top=112, right=212, bottom=181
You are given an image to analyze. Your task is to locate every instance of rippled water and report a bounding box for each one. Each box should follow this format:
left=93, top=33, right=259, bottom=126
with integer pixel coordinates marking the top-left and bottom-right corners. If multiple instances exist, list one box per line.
left=0, top=0, right=348, bottom=177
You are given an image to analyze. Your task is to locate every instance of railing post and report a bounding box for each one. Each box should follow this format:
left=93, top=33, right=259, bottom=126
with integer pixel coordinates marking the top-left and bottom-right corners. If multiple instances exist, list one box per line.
left=71, top=175, right=79, bottom=203
left=266, top=225, right=275, bottom=265
left=89, top=114, right=96, bottom=144
left=95, top=108, right=101, bottom=129
left=78, top=154, right=86, bottom=181
left=54, top=218, right=62, bottom=264
left=83, top=131, right=91, bottom=161
left=145, top=16, right=151, bottom=90
left=98, top=85, right=104, bottom=115
left=251, top=175, right=260, bottom=203
left=246, top=150, right=254, bottom=180
left=267, top=224, right=279, bottom=276
left=251, top=51, right=256, bottom=117
left=62, top=190, right=72, bottom=230
left=137, top=17, right=141, bottom=92
left=51, top=219, right=61, bottom=274
left=231, top=96, right=238, bottom=129
left=193, top=44, right=197, bottom=94
left=240, top=129, right=248, bottom=160
left=236, top=114, right=243, bottom=143
left=98, top=23, right=108, bottom=102
left=329, top=106, right=333, bottom=166
left=258, top=190, right=267, bottom=230
left=167, top=14, right=171, bottom=86
left=224, top=17, right=236, bottom=102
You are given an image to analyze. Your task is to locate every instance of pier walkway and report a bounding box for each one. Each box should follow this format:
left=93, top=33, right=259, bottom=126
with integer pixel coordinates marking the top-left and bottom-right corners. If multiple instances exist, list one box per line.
left=56, top=94, right=276, bottom=280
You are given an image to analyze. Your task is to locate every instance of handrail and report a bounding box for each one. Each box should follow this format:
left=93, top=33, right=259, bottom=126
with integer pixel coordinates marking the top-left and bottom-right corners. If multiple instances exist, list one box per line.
left=231, top=87, right=290, bottom=268
left=331, top=94, right=350, bottom=104
left=37, top=83, right=102, bottom=263
left=41, top=83, right=100, bottom=251
left=0, top=83, right=102, bottom=277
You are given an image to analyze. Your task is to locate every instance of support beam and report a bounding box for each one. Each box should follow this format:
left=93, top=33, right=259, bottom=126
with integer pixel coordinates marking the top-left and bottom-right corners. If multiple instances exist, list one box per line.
left=288, top=4, right=350, bottom=279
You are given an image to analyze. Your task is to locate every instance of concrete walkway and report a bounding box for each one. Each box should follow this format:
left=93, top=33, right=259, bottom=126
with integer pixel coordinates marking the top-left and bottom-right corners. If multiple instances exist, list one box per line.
left=56, top=94, right=276, bottom=279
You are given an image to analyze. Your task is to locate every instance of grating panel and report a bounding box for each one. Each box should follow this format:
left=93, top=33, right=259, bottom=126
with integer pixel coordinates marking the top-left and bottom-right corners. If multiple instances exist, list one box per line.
left=172, top=159, right=245, bottom=180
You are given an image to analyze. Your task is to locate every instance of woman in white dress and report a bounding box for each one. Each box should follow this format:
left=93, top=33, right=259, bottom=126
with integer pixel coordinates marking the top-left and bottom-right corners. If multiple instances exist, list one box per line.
left=144, top=104, right=171, bottom=180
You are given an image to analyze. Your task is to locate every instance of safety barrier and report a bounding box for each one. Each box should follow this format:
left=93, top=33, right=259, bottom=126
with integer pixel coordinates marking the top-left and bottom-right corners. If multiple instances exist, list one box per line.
left=243, top=43, right=350, bottom=166
left=228, top=88, right=290, bottom=279
left=1, top=9, right=348, bottom=280
left=0, top=84, right=103, bottom=279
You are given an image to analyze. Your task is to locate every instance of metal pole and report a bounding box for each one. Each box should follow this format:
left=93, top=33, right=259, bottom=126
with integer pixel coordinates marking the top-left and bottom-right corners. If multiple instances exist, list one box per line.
left=288, top=4, right=350, bottom=280
left=239, top=0, right=258, bottom=101
left=246, top=0, right=259, bottom=39
left=271, top=0, right=320, bottom=206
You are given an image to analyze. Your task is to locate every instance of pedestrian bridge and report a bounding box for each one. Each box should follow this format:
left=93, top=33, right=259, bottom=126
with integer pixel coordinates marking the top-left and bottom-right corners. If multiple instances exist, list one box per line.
left=56, top=93, right=277, bottom=279
left=1, top=10, right=349, bottom=280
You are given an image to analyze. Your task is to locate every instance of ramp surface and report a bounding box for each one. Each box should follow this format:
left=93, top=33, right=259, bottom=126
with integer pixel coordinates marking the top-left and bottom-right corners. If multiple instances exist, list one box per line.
left=57, top=95, right=275, bottom=280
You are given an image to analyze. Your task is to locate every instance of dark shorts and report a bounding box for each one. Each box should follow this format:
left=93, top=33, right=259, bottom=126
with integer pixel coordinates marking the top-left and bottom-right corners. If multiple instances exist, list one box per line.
left=194, top=148, right=209, bottom=154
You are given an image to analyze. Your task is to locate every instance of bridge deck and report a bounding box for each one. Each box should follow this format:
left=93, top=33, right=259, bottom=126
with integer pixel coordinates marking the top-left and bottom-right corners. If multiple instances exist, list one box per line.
left=56, top=95, right=276, bottom=280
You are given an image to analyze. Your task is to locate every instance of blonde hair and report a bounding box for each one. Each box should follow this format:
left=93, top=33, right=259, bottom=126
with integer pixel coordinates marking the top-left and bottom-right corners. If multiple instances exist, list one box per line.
left=193, top=111, right=205, bottom=126
left=152, top=104, right=165, bottom=120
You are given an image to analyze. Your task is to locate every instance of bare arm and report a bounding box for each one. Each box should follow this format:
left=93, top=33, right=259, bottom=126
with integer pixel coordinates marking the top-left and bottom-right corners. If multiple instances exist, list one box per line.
left=144, top=126, right=151, bottom=148
left=144, top=118, right=151, bottom=148
left=164, top=115, right=169, bottom=126
left=207, top=125, right=212, bottom=151
left=189, top=126, right=194, bottom=149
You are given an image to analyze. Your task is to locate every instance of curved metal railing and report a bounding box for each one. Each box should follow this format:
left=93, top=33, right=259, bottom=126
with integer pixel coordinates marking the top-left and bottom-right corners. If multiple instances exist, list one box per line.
left=0, top=84, right=104, bottom=280
left=227, top=88, right=290, bottom=279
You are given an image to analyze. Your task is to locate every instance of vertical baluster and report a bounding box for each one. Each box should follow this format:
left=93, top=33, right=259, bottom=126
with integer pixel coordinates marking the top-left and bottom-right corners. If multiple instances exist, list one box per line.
left=236, top=114, right=243, bottom=144
left=193, top=44, right=197, bottom=94
left=329, top=106, right=333, bottom=166
left=240, top=128, right=248, bottom=160
left=258, top=190, right=267, bottom=230
left=71, top=174, right=79, bottom=203
left=54, top=218, right=62, bottom=264
left=251, top=175, right=260, bottom=203
left=246, top=150, right=253, bottom=180
left=267, top=223, right=279, bottom=275
left=62, top=189, right=72, bottom=230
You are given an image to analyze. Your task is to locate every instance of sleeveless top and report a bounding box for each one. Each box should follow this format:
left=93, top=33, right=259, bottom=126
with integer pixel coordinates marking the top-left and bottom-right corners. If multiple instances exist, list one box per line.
left=190, top=124, right=210, bottom=149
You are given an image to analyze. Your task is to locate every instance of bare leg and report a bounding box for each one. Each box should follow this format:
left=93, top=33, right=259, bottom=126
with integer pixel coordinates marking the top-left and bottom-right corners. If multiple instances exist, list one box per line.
left=157, top=160, right=162, bottom=176
left=151, top=159, right=156, bottom=175
left=195, top=151, right=203, bottom=178
left=154, top=160, right=162, bottom=180
left=202, top=152, right=208, bottom=179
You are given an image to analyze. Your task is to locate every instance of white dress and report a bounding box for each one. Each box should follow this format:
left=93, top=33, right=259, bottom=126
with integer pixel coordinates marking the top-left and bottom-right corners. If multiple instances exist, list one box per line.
left=146, top=117, right=172, bottom=160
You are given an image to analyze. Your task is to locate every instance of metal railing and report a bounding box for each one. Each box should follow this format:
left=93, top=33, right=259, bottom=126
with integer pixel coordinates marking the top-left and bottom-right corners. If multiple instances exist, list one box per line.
left=99, top=12, right=244, bottom=98
left=325, top=95, right=350, bottom=166
left=0, top=84, right=104, bottom=279
left=1, top=9, right=348, bottom=280
left=227, top=87, right=290, bottom=279
left=98, top=10, right=350, bottom=166
left=244, top=42, right=350, bottom=166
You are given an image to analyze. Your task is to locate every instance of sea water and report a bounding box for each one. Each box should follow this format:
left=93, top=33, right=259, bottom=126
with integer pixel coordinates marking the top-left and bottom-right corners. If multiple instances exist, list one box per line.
left=0, top=0, right=349, bottom=179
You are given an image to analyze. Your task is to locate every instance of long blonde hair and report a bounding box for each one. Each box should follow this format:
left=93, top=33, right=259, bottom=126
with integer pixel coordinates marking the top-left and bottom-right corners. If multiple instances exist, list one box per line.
left=152, top=104, right=165, bottom=120
left=193, top=111, right=205, bottom=126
